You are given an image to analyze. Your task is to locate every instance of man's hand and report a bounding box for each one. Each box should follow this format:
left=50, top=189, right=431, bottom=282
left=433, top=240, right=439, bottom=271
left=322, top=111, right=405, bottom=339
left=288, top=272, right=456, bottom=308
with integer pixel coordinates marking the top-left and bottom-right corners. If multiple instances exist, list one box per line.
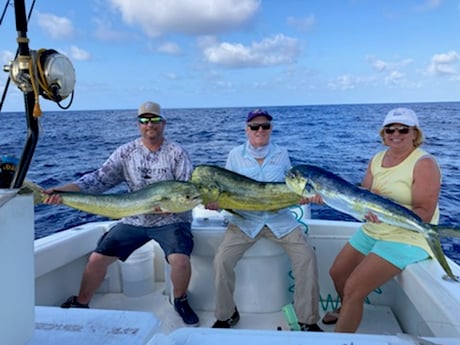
left=205, top=202, right=220, bottom=210
left=299, top=194, right=324, bottom=205
left=42, top=189, right=63, bottom=204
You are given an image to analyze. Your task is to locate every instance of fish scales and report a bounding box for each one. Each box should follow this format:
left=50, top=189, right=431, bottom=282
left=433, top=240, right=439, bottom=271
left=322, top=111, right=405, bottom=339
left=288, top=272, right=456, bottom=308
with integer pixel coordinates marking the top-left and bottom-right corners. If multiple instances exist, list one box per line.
left=285, top=164, right=458, bottom=282
left=21, top=180, right=202, bottom=218
left=191, top=164, right=301, bottom=211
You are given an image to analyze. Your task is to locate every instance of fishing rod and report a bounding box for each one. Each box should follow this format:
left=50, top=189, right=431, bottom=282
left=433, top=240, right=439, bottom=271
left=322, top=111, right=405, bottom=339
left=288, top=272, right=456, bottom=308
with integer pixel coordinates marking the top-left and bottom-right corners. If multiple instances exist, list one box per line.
left=0, top=0, right=35, bottom=112
left=2, top=0, right=76, bottom=188
left=6, top=0, right=38, bottom=188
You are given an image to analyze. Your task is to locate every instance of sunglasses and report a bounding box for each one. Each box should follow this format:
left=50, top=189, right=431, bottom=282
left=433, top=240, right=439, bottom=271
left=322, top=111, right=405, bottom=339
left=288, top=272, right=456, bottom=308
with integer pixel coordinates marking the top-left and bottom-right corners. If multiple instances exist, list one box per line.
left=138, top=117, right=163, bottom=125
left=247, top=123, right=271, bottom=131
left=384, top=126, right=410, bottom=134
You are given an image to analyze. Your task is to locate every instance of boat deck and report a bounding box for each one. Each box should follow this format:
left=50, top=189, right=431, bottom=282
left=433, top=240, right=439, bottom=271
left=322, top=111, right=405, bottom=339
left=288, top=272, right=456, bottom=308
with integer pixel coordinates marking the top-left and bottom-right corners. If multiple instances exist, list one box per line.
left=91, top=283, right=402, bottom=334
left=29, top=282, right=403, bottom=345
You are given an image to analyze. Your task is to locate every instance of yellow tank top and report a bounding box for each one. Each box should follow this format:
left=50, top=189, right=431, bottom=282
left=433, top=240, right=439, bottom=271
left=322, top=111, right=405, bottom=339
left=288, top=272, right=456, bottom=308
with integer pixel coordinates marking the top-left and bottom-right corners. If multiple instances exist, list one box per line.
left=362, top=147, right=440, bottom=257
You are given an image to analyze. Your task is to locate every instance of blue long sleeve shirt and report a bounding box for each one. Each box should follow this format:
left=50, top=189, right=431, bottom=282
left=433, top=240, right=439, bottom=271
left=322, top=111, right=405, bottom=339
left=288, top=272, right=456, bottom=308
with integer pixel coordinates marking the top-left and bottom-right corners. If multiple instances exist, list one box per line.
left=223, top=141, right=299, bottom=239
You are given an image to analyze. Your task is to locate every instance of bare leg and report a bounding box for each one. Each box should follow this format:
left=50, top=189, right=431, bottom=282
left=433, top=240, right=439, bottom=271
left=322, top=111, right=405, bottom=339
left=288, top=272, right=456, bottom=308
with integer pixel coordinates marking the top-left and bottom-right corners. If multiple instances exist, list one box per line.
left=335, top=253, right=401, bottom=333
left=329, top=243, right=366, bottom=300
left=168, top=253, right=192, bottom=298
left=322, top=243, right=365, bottom=323
left=77, top=252, right=118, bottom=304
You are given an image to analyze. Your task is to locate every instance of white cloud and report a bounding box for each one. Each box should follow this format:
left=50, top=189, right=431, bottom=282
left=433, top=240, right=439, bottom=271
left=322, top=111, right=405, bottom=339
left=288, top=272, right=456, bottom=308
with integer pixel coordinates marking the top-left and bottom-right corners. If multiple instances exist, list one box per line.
left=427, top=51, right=459, bottom=76
left=162, top=72, right=179, bottom=80
left=36, top=12, right=74, bottom=40
left=328, top=74, right=378, bottom=91
left=367, top=56, right=413, bottom=72
left=109, top=0, right=260, bottom=37
left=371, top=59, right=388, bottom=72
left=287, top=15, right=316, bottom=32
left=0, top=50, right=14, bottom=65
left=69, top=46, right=91, bottom=61
left=328, top=74, right=356, bottom=90
left=414, top=0, right=441, bottom=11
left=157, top=42, right=182, bottom=55
left=384, top=70, right=405, bottom=85
left=93, top=18, right=136, bottom=41
left=201, top=34, right=300, bottom=68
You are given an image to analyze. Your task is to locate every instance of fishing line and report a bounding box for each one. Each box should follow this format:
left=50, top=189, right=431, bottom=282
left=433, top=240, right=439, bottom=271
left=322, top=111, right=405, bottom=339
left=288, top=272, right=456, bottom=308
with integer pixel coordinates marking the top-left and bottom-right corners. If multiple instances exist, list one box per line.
left=0, top=0, right=36, bottom=112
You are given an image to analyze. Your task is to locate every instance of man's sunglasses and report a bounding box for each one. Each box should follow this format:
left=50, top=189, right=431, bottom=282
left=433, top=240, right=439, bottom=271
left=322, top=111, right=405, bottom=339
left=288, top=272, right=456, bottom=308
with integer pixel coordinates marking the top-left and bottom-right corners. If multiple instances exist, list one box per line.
left=384, top=126, right=410, bottom=135
left=247, top=123, right=271, bottom=131
left=138, top=117, right=163, bottom=125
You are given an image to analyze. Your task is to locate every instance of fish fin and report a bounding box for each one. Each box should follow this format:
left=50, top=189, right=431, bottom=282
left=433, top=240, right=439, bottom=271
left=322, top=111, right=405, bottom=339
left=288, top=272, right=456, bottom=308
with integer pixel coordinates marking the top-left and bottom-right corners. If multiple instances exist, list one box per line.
left=19, top=180, right=45, bottom=204
left=429, top=224, right=460, bottom=239
left=222, top=208, right=243, bottom=217
left=424, top=231, right=459, bottom=282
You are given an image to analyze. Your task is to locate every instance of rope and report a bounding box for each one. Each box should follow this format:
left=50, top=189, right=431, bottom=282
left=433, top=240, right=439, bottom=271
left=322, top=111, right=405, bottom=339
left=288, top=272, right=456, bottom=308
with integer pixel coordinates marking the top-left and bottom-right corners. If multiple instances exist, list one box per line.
left=28, top=55, right=42, bottom=118
left=36, top=48, right=54, bottom=100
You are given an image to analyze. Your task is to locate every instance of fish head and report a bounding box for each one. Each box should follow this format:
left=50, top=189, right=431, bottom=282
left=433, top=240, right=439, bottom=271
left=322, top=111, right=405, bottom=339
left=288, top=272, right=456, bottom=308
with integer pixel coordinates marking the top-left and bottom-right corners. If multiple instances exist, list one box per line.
left=191, top=165, right=221, bottom=203
left=161, top=182, right=203, bottom=212
left=285, top=166, right=316, bottom=197
left=176, top=185, right=203, bottom=210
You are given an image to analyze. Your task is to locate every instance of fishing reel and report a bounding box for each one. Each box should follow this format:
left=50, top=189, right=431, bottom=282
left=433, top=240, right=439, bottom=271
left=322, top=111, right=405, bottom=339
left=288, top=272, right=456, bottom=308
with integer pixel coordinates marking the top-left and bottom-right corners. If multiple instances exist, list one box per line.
left=3, top=48, right=76, bottom=111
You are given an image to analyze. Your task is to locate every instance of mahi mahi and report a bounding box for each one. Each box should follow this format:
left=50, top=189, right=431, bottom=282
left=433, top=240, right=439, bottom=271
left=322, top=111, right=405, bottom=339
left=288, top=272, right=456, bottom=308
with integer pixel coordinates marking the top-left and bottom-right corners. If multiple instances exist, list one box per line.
left=285, top=164, right=459, bottom=282
left=20, top=180, right=202, bottom=218
left=191, top=164, right=301, bottom=211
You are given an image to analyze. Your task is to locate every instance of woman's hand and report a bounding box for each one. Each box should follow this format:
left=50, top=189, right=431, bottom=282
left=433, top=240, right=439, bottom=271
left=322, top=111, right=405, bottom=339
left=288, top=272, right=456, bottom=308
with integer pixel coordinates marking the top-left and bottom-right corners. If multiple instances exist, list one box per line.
left=364, top=212, right=381, bottom=223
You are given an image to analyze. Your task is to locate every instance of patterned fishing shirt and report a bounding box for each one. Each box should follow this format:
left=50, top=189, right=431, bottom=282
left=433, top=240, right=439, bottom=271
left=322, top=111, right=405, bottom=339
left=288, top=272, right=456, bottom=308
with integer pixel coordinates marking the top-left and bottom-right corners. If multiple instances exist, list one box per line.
left=74, top=138, right=193, bottom=227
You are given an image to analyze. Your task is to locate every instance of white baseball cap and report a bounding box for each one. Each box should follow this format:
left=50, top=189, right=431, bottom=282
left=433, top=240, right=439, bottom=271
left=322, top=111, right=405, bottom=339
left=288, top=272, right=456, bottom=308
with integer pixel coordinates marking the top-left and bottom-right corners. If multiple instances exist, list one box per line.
left=382, top=108, right=419, bottom=127
left=138, top=101, right=162, bottom=117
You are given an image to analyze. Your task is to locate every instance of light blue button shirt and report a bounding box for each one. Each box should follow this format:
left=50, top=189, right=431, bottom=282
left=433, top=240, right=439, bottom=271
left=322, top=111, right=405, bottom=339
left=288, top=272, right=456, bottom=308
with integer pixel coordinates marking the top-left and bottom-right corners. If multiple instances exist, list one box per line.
left=223, top=141, right=300, bottom=239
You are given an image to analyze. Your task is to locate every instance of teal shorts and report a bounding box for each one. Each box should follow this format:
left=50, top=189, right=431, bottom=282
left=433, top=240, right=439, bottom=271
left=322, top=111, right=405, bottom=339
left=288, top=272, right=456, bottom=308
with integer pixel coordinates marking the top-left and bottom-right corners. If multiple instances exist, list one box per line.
left=349, top=227, right=429, bottom=270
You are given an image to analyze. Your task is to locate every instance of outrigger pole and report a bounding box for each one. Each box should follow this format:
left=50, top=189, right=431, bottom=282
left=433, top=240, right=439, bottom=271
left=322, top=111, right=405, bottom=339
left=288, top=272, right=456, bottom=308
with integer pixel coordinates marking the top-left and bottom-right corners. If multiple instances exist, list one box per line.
left=10, top=0, right=38, bottom=188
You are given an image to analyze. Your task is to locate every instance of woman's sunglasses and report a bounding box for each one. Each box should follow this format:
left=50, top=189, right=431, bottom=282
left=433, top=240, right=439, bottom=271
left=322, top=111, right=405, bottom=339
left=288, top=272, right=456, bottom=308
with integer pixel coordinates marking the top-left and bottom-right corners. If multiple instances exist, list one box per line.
left=384, top=126, right=410, bottom=135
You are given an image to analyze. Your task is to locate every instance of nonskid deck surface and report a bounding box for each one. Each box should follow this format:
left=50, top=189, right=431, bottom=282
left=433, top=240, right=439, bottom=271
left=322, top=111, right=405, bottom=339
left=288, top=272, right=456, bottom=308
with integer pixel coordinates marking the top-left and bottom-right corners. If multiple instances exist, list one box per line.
left=29, top=283, right=402, bottom=344
left=90, top=283, right=401, bottom=334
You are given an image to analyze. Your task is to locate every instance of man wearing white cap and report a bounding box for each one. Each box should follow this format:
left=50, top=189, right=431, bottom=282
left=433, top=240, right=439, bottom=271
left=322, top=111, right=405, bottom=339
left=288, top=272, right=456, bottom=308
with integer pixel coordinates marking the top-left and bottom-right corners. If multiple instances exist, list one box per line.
left=43, top=101, right=200, bottom=326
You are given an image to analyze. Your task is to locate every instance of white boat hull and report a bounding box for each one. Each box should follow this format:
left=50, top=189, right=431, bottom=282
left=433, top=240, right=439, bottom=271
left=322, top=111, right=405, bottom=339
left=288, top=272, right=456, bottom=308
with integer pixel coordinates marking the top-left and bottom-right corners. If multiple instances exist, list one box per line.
left=1, top=194, right=460, bottom=344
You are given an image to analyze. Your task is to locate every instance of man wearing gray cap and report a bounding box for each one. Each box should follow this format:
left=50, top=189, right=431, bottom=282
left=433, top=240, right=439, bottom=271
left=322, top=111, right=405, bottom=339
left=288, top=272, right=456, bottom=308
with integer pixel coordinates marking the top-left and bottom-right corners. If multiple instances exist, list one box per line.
left=43, top=101, right=199, bottom=326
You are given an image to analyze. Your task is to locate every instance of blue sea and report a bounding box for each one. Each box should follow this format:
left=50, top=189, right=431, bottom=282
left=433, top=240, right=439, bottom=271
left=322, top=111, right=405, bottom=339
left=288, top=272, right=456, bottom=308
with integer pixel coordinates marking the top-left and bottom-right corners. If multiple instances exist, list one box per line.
left=1, top=102, right=460, bottom=264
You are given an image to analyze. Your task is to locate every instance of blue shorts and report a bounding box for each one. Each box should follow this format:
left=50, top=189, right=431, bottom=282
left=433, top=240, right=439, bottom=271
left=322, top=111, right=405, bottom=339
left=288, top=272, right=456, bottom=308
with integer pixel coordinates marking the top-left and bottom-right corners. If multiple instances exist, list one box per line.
left=349, top=227, right=429, bottom=269
left=95, top=222, right=193, bottom=262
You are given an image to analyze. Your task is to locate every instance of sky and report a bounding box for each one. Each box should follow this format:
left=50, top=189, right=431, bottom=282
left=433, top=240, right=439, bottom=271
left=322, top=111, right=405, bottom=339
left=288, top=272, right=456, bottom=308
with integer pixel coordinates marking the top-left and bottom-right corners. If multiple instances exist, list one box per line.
left=0, top=0, right=459, bottom=112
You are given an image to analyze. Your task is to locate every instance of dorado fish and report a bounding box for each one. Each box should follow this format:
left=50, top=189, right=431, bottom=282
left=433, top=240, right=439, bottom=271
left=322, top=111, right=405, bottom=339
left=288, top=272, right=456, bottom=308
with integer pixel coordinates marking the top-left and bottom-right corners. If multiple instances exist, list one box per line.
left=20, top=180, right=202, bottom=218
left=191, top=164, right=301, bottom=211
left=285, top=164, right=459, bottom=282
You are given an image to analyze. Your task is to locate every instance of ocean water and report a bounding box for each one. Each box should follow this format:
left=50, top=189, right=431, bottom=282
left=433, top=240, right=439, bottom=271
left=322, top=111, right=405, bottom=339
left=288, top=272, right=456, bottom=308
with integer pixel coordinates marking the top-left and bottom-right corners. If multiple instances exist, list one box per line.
left=1, top=102, right=459, bottom=263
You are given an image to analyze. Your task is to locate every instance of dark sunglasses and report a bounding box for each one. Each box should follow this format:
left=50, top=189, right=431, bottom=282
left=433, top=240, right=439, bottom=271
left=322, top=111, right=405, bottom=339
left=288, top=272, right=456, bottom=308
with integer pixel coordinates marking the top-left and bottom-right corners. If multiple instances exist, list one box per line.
left=138, top=117, right=163, bottom=125
left=247, top=122, right=271, bottom=131
left=384, top=126, right=410, bottom=134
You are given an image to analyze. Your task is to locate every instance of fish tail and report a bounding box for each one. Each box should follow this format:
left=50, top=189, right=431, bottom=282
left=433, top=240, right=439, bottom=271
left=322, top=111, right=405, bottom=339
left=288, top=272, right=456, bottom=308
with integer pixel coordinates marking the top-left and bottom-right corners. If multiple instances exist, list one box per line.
left=429, top=224, right=460, bottom=239
left=19, top=180, right=46, bottom=205
left=425, top=231, right=458, bottom=282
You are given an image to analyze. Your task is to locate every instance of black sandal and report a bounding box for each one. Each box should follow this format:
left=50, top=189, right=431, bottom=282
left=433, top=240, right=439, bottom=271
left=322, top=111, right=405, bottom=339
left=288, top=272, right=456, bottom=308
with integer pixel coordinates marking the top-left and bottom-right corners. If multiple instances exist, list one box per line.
left=60, top=295, right=89, bottom=309
left=322, top=309, right=340, bottom=325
